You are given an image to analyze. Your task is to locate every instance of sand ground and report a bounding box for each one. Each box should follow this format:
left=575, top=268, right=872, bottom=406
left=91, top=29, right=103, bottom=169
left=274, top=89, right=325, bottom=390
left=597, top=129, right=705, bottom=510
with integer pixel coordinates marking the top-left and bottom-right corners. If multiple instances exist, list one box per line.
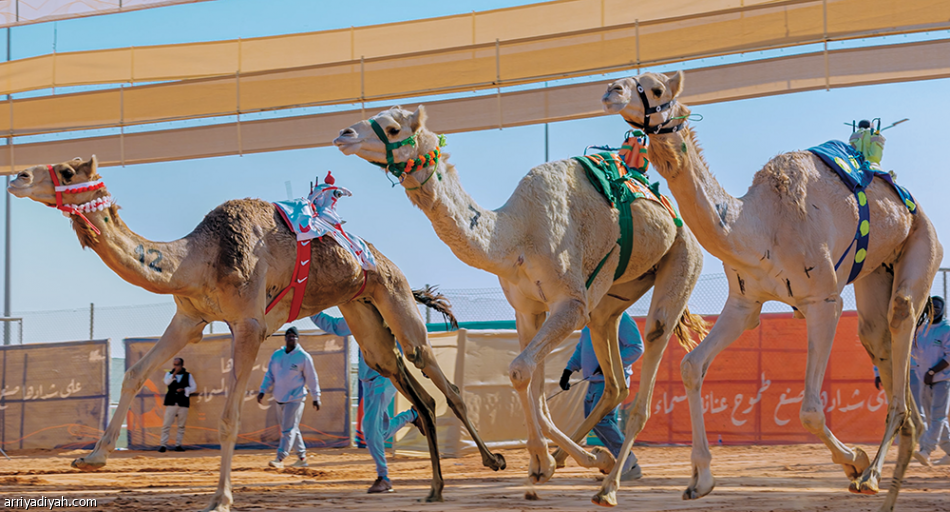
left=0, top=444, right=947, bottom=511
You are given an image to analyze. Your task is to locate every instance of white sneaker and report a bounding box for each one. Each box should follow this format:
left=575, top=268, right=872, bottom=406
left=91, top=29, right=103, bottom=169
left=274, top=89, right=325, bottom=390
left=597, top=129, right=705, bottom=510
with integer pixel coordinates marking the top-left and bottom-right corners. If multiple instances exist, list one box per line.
left=935, top=454, right=950, bottom=466
left=913, top=450, right=931, bottom=467
left=290, top=458, right=309, bottom=468
left=268, top=459, right=284, bottom=469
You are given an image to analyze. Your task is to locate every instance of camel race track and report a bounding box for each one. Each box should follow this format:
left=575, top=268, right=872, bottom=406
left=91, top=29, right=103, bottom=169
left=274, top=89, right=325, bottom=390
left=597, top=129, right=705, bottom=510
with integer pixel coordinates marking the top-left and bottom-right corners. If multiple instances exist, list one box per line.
left=1, top=445, right=947, bottom=511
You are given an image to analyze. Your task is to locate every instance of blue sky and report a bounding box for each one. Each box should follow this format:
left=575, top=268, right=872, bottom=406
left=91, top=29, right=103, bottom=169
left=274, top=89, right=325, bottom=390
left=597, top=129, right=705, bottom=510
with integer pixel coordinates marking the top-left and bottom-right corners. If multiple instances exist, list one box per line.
left=3, top=0, right=950, bottom=319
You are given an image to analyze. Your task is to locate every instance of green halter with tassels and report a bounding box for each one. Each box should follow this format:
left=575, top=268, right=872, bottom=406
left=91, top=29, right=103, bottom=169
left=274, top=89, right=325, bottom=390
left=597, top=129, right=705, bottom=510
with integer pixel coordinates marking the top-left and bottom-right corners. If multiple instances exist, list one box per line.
left=367, top=118, right=446, bottom=187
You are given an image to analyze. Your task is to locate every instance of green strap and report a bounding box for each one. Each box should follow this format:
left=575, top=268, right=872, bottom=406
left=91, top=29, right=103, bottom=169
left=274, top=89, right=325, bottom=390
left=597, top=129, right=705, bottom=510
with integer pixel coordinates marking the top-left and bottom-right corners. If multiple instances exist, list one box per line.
left=368, top=118, right=416, bottom=176
left=586, top=246, right=615, bottom=289
left=615, top=198, right=634, bottom=280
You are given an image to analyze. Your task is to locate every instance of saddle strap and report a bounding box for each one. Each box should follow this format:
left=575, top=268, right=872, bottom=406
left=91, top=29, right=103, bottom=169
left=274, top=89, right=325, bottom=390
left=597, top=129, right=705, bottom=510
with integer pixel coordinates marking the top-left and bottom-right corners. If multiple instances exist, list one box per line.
left=266, top=205, right=312, bottom=322
left=834, top=189, right=870, bottom=284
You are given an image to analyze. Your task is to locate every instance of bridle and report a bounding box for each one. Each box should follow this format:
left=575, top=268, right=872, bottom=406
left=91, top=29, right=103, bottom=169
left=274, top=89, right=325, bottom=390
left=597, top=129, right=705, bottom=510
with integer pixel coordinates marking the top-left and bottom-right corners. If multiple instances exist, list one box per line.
left=366, top=118, right=445, bottom=189
left=621, top=77, right=685, bottom=135
left=46, top=164, right=113, bottom=236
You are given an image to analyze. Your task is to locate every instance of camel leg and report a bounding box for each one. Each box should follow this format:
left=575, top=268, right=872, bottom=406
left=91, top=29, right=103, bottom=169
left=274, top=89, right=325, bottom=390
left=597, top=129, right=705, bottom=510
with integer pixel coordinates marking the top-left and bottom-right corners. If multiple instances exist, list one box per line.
left=682, top=297, right=761, bottom=500
left=854, top=226, right=941, bottom=504
left=203, top=319, right=266, bottom=512
left=510, top=299, right=615, bottom=485
left=794, top=296, right=874, bottom=483
left=595, top=231, right=703, bottom=507
left=370, top=282, right=506, bottom=471
left=339, top=300, right=444, bottom=502
left=553, top=275, right=657, bottom=469
left=72, top=311, right=206, bottom=471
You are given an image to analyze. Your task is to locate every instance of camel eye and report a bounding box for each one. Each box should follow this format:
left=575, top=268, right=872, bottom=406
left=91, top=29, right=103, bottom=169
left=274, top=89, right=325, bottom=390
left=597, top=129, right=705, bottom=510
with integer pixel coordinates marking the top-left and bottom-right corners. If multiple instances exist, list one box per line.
left=652, top=88, right=663, bottom=97
left=61, top=168, right=74, bottom=180
left=386, top=127, right=400, bottom=136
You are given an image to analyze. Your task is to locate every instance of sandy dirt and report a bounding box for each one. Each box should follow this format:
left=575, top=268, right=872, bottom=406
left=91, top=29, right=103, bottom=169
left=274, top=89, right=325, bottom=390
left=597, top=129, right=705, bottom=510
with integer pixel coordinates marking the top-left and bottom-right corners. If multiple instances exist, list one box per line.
left=0, top=444, right=947, bottom=511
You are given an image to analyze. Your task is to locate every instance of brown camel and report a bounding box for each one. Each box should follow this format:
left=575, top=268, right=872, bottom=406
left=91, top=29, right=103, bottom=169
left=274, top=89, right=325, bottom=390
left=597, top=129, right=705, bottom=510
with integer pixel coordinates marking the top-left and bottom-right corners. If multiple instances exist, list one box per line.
left=603, top=71, right=940, bottom=511
left=5, top=157, right=505, bottom=511
left=333, top=106, right=708, bottom=504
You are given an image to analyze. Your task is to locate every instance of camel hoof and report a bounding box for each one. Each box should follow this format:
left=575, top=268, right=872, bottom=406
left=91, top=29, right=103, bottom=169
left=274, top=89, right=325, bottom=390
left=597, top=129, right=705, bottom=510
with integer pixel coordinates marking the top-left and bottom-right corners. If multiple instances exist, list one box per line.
left=528, top=451, right=556, bottom=484
left=485, top=452, right=506, bottom=471
left=843, top=447, right=871, bottom=479
left=71, top=457, right=105, bottom=472
left=858, top=474, right=880, bottom=495
left=591, top=446, right=616, bottom=475
left=202, top=502, right=231, bottom=512
left=424, top=491, right=444, bottom=503
left=683, top=476, right=715, bottom=500
left=591, top=490, right=618, bottom=508
left=524, top=490, right=540, bottom=500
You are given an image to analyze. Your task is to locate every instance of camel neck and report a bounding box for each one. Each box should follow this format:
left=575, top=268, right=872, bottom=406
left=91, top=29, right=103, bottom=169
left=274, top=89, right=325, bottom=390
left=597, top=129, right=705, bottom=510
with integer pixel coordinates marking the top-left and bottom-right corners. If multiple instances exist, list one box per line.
left=72, top=199, right=192, bottom=296
left=648, top=127, right=742, bottom=258
left=402, top=158, right=508, bottom=276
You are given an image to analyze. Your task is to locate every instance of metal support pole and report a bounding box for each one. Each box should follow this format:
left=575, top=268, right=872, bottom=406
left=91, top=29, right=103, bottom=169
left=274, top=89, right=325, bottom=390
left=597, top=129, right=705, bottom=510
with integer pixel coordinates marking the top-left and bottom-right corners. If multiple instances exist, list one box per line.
left=425, top=284, right=431, bottom=325
left=942, top=269, right=947, bottom=301
left=89, top=303, right=94, bottom=340
left=3, top=27, right=11, bottom=347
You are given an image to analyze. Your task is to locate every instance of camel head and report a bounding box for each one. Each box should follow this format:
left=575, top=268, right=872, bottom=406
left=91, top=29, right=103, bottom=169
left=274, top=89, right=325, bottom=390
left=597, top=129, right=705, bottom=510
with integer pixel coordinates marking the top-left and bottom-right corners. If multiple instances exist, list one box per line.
left=7, top=156, right=114, bottom=239
left=7, top=156, right=102, bottom=206
left=603, top=71, right=687, bottom=134
left=334, top=105, right=445, bottom=187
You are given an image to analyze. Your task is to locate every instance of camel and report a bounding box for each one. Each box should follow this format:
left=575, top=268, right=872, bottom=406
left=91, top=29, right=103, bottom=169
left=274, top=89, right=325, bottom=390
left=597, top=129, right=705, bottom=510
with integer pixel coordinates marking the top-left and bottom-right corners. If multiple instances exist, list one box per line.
left=5, top=157, right=506, bottom=511
left=602, top=71, right=940, bottom=511
left=333, top=106, right=708, bottom=504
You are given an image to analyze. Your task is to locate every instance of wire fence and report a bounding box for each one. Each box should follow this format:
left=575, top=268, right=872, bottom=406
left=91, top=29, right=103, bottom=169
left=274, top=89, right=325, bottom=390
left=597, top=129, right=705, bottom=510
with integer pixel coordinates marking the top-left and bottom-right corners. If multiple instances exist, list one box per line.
left=6, top=270, right=950, bottom=357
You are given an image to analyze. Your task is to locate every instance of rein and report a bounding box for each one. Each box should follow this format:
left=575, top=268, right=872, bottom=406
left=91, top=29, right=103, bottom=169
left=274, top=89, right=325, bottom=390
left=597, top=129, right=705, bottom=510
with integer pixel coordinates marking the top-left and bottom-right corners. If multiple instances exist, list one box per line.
left=367, top=118, right=446, bottom=190
left=47, top=164, right=112, bottom=236
left=622, top=77, right=685, bottom=135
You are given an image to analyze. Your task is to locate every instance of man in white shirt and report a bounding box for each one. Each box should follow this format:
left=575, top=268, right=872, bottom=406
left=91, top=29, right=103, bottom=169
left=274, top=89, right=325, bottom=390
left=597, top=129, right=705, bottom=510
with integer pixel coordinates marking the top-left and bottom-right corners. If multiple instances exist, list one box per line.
left=159, top=357, right=197, bottom=452
left=256, top=327, right=321, bottom=468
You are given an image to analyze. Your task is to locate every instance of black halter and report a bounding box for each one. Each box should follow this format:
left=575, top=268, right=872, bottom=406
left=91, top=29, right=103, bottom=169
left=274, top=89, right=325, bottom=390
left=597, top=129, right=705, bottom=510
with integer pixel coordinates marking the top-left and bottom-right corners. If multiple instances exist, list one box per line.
left=622, top=78, right=684, bottom=135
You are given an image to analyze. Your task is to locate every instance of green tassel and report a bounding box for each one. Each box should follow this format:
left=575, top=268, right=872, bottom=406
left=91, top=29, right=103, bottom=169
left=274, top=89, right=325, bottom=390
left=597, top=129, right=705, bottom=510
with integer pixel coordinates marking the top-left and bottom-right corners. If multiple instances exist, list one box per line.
left=438, top=134, right=447, bottom=147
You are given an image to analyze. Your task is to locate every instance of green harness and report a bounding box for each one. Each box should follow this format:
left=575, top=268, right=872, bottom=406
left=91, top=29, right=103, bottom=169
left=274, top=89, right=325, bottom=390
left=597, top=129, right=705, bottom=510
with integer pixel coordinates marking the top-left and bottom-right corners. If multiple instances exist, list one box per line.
left=573, top=152, right=682, bottom=288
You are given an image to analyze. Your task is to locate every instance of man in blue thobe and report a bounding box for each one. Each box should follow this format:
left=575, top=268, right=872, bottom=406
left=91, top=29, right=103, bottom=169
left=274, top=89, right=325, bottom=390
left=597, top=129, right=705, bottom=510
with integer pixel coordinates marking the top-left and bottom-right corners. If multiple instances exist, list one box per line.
left=914, top=296, right=950, bottom=466
left=311, top=312, right=423, bottom=493
left=560, top=312, right=644, bottom=480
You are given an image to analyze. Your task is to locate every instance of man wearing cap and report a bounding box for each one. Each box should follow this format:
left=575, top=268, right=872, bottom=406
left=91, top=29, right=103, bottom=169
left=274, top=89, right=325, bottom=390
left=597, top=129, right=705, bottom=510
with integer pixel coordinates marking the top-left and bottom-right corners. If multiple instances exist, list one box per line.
left=257, top=327, right=321, bottom=469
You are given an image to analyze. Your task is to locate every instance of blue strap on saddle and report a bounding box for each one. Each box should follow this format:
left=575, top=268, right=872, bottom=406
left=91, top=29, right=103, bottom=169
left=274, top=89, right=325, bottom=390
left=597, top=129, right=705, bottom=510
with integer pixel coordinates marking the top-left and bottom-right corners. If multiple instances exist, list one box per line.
left=808, top=140, right=917, bottom=284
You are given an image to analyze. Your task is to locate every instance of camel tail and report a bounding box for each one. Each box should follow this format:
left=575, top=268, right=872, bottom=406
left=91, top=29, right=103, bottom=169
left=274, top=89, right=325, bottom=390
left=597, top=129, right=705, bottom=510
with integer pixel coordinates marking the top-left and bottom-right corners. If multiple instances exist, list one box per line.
left=673, top=306, right=708, bottom=351
left=412, top=285, right=459, bottom=330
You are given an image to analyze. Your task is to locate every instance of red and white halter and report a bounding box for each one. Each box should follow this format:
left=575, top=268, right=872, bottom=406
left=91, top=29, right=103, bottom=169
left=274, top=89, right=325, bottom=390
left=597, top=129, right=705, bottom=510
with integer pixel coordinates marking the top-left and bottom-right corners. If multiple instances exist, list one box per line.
left=46, top=164, right=113, bottom=236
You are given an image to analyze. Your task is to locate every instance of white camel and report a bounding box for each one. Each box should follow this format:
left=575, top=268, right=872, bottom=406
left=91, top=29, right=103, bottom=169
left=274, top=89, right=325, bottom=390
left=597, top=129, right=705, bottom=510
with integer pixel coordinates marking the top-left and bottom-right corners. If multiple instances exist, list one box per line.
left=603, top=71, right=940, bottom=511
left=334, top=105, right=708, bottom=505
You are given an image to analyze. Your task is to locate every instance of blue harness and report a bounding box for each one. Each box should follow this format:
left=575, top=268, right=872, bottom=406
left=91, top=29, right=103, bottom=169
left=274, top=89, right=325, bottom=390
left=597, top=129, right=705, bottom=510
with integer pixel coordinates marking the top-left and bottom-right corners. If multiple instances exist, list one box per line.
left=807, top=140, right=917, bottom=284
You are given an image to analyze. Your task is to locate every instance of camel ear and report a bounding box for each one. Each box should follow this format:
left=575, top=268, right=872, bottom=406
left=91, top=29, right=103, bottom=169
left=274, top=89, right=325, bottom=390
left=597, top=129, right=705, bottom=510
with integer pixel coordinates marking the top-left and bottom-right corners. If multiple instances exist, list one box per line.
left=664, top=70, right=684, bottom=98
left=410, top=105, right=427, bottom=133
left=74, top=155, right=98, bottom=177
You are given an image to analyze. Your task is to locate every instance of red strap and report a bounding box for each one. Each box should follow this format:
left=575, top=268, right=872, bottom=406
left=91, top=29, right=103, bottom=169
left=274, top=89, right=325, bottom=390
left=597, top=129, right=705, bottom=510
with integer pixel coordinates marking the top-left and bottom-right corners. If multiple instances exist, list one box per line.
left=266, top=204, right=312, bottom=323
left=47, top=164, right=102, bottom=236
left=350, top=269, right=368, bottom=301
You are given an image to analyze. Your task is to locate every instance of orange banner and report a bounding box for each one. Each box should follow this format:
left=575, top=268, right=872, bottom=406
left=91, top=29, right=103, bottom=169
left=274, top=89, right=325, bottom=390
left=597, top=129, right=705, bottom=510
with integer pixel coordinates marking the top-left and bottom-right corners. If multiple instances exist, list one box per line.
left=625, top=311, right=887, bottom=445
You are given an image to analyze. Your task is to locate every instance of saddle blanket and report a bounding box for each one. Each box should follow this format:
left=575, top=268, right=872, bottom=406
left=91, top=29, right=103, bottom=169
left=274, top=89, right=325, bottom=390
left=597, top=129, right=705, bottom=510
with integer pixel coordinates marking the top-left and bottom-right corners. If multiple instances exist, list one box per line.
left=274, top=197, right=377, bottom=272
left=807, top=140, right=916, bottom=214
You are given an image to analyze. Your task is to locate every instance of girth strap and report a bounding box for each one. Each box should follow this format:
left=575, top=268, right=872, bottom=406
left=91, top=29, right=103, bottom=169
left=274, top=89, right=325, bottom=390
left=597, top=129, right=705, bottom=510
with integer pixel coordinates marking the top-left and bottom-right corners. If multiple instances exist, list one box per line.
left=267, top=205, right=312, bottom=323
left=834, top=189, right=870, bottom=284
